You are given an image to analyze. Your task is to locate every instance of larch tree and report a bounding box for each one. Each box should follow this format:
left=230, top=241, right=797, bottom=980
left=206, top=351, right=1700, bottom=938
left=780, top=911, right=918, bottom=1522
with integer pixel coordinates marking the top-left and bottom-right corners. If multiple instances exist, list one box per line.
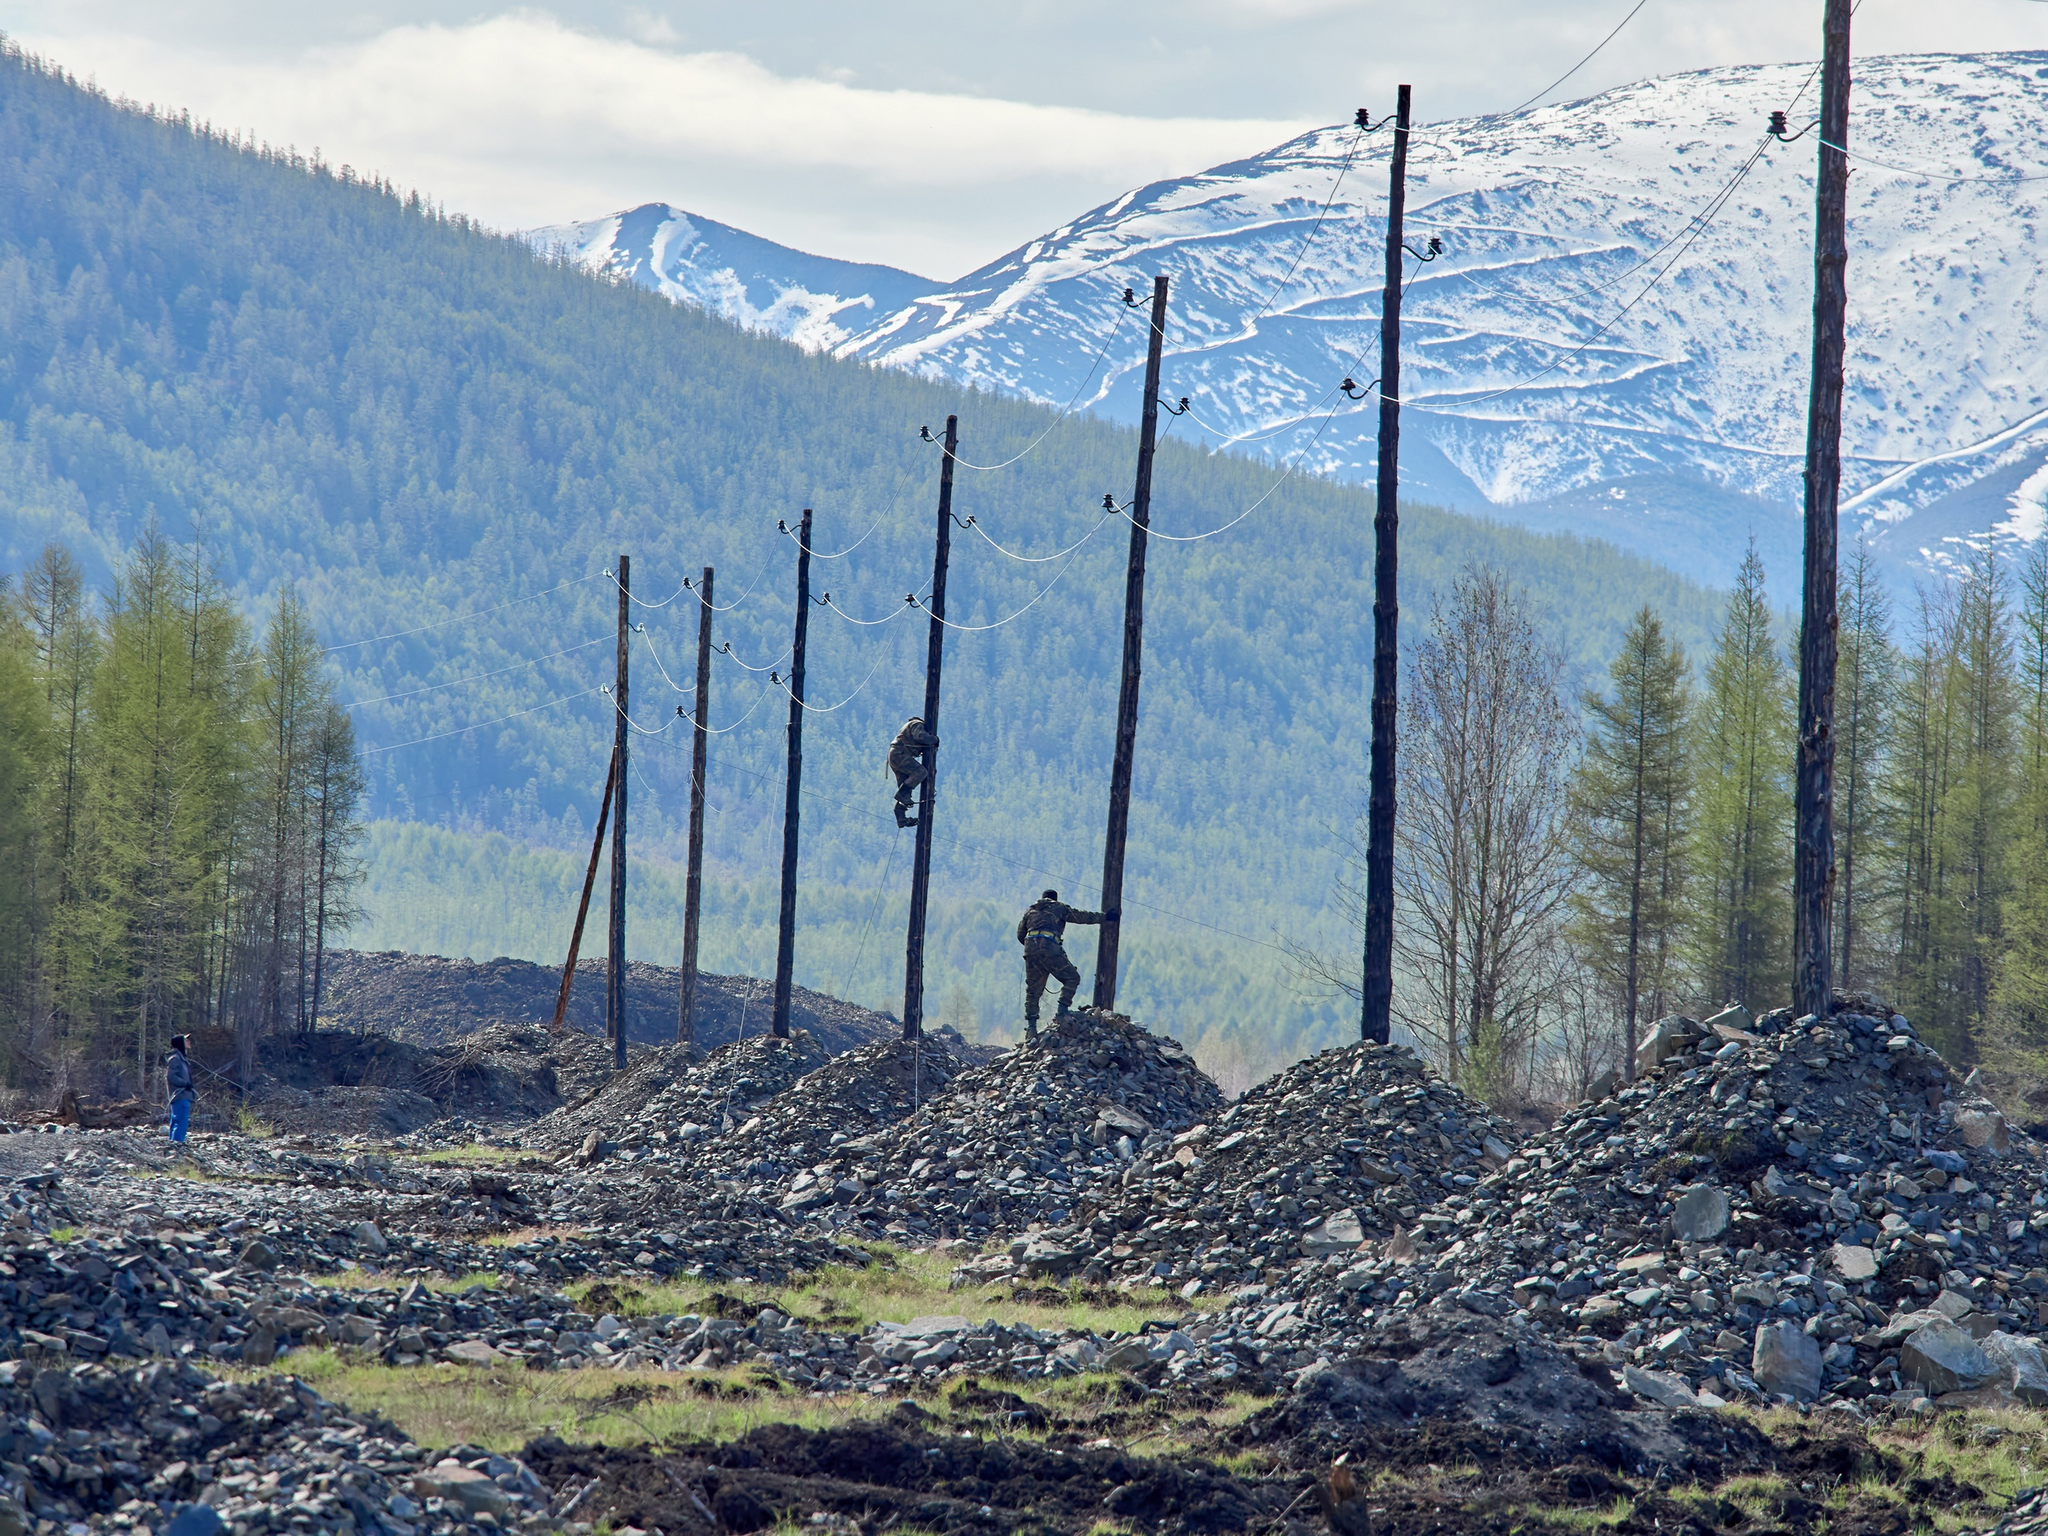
left=1993, top=537, right=2048, bottom=1064
left=1836, top=537, right=1895, bottom=989
left=1567, top=606, right=1690, bottom=1081
left=1688, top=541, right=1793, bottom=1011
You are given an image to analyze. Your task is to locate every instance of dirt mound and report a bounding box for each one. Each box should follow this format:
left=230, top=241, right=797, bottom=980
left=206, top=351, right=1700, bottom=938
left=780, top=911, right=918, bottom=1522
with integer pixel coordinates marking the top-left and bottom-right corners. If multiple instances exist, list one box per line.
left=1072, top=1038, right=1522, bottom=1290
left=522, top=1415, right=1297, bottom=1536
left=319, top=950, right=900, bottom=1053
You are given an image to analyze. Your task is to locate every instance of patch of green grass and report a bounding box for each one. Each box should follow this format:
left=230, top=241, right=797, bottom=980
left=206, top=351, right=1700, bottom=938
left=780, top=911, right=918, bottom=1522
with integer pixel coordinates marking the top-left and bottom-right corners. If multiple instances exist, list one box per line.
left=308, top=1270, right=511, bottom=1296
left=45, top=1226, right=78, bottom=1244
left=415, top=1145, right=528, bottom=1167
left=1522, top=1496, right=1634, bottom=1530
left=565, top=1243, right=1218, bottom=1339
left=234, top=1350, right=902, bottom=1453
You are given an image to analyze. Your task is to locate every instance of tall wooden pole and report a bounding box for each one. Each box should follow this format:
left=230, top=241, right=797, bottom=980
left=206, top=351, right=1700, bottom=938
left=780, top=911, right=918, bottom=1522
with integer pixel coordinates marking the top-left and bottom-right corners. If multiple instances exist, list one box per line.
left=1361, top=85, right=1411, bottom=1046
left=771, top=510, right=812, bottom=1040
left=1793, top=0, right=1851, bottom=1024
left=552, top=747, right=617, bottom=1035
left=678, top=566, right=714, bottom=1046
left=1093, top=275, right=1169, bottom=1012
left=902, top=416, right=959, bottom=1039
left=608, top=554, right=630, bottom=1069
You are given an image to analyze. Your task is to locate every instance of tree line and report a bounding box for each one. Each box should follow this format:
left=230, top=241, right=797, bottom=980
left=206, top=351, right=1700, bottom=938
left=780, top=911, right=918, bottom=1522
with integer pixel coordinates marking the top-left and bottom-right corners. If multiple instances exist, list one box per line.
left=0, top=531, right=367, bottom=1100
left=1302, top=539, right=2048, bottom=1105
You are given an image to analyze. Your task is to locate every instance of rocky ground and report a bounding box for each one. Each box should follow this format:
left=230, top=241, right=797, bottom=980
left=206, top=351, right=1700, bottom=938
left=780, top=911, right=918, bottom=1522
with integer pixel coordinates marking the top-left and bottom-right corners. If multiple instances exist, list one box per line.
left=10, top=993, right=2048, bottom=1535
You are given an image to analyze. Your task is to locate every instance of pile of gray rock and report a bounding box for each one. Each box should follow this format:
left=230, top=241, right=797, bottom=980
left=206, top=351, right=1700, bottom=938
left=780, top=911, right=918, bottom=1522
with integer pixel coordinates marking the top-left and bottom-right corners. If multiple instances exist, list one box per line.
left=1238, top=1001, right=2048, bottom=1416
left=1047, top=1038, right=1522, bottom=1293
left=0, top=1354, right=556, bottom=1536
left=794, top=1009, right=1228, bottom=1246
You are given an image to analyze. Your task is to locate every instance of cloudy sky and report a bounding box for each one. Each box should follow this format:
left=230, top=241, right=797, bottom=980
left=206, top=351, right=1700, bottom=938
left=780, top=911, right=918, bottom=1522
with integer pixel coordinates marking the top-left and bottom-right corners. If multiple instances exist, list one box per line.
left=2, top=2, right=2042, bottom=276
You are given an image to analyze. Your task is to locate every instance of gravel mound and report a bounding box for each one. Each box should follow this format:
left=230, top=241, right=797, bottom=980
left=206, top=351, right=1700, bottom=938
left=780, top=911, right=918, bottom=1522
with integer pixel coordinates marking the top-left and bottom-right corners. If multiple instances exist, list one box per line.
left=1197, top=999, right=2048, bottom=1417
left=698, top=1033, right=976, bottom=1171
left=529, top=1031, right=833, bottom=1153
left=1068, top=1039, right=1523, bottom=1290
left=0, top=1352, right=558, bottom=1536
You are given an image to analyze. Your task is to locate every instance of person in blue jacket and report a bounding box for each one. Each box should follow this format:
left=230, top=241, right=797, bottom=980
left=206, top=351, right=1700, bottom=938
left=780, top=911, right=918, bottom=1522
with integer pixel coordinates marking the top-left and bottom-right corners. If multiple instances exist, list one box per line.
left=166, top=1036, right=194, bottom=1143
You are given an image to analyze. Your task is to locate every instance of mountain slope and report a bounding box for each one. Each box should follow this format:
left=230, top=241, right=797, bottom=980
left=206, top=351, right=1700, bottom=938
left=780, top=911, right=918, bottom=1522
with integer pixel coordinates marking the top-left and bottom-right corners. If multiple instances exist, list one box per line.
left=542, top=53, right=2048, bottom=586
left=0, top=47, right=1723, bottom=1060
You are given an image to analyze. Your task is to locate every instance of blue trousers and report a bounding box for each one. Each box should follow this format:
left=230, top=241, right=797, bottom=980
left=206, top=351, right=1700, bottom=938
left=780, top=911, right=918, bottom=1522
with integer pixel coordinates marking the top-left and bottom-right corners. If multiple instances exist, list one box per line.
left=169, top=1099, right=190, bottom=1143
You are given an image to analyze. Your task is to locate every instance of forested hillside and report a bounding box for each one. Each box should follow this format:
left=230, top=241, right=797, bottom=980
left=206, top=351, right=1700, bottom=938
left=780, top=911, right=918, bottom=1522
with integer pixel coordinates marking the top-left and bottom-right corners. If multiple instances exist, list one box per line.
left=0, top=44, right=1725, bottom=1069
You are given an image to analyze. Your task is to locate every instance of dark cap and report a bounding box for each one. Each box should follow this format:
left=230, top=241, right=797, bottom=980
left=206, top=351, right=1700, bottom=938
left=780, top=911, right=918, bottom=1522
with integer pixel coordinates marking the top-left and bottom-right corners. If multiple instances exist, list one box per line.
left=170, top=1035, right=188, bottom=1052
left=1042, top=889, right=1058, bottom=899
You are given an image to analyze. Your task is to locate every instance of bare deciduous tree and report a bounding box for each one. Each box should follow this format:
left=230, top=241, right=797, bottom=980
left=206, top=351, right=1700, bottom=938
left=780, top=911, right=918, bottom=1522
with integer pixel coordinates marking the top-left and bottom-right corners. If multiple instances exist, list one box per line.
left=1393, top=565, right=1578, bottom=1099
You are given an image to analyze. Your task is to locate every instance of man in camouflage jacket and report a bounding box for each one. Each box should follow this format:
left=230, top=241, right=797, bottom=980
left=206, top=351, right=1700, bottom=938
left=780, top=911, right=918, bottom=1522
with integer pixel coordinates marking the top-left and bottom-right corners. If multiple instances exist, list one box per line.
left=1016, top=889, right=1118, bottom=1037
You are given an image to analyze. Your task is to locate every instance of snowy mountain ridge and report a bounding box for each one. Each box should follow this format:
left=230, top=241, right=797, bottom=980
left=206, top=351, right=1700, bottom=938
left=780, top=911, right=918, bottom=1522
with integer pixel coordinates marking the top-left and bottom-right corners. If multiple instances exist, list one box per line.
left=524, top=52, right=2048, bottom=587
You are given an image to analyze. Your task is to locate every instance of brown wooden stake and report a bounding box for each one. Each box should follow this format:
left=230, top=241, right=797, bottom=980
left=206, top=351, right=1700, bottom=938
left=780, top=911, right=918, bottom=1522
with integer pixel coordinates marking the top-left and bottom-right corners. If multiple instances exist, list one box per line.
left=1361, top=84, right=1412, bottom=1046
left=1094, top=276, right=1169, bottom=1012
left=771, top=510, right=812, bottom=1039
left=902, top=416, right=958, bottom=1039
left=679, top=565, right=713, bottom=1046
left=1794, top=0, right=1851, bottom=1022
left=608, top=553, right=630, bottom=1069
left=551, top=747, right=617, bottom=1034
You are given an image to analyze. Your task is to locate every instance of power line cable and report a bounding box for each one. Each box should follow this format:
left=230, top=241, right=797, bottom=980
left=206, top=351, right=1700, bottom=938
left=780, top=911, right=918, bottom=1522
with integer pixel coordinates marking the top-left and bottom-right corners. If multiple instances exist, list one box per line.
left=323, top=574, right=600, bottom=654
left=818, top=592, right=919, bottom=627
left=965, top=515, right=1111, bottom=564
left=912, top=510, right=1115, bottom=631
left=717, top=640, right=792, bottom=674
left=782, top=514, right=890, bottom=561
left=359, top=685, right=596, bottom=756
left=601, top=685, right=688, bottom=735
left=770, top=656, right=885, bottom=712
left=1818, top=138, right=2048, bottom=185
left=700, top=748, right=1293, bottom=957
left=346, top=634, right=609, bottom=709
left=611, top=559, right=774, bottom=613
left=1492, top=0, right=1653, bottom=118
left=938, top=298, right=1135, bottom=472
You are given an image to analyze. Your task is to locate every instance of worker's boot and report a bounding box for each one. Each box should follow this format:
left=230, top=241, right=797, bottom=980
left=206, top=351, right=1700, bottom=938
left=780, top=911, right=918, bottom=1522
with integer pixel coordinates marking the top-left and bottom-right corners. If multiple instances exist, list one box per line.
left=1024, top=1018, right=1039, bottom=1041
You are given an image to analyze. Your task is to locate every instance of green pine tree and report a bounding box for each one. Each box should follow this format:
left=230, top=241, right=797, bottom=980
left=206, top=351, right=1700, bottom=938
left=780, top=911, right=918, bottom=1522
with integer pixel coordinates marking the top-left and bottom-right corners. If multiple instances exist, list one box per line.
left=1687, top=541, right=1793, bottom=1010
left=1836, top=537, right=1895, bottom=989
left=1567, top=606, right=1690, bottom=1080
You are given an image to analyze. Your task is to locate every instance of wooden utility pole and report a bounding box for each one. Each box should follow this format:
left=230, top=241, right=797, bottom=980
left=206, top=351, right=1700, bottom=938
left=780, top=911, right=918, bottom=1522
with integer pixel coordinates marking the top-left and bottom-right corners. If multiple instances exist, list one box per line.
left=1093, top=276, right=1169, bottom=1012
left=608, top=554, right=630, bottom=1069
left=1792, top=0, right=1851, bottom=1024
left=678, top=565, right=714, bottom=1046
left=902, top=417, right=959, bottom=1039
left=1361, top=85, right=1412, bottom=1046
left=771, top=510, right=813, bottom=1040
left=551, top=747, right=618, bottom=1034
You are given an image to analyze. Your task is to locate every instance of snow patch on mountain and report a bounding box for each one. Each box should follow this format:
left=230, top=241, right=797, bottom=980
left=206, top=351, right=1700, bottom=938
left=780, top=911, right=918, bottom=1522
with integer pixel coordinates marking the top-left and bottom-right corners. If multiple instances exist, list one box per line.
left=533, top=54, right=2048, bottom=586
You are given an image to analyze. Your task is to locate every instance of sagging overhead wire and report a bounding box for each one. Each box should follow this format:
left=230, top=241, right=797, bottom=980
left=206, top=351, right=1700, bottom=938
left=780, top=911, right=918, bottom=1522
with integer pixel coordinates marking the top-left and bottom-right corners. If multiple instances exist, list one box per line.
left=1104, top=390, right=1352, bottom=545
left=346, top=633, right=609, bottom=709
left=601, top=684, right=687, bottom=736
left=927, top=296, right=1134, bottom=473
left=359, top=685, right=596, bottom=756
left=323, top=573, right=601, bottom=655
left=1492, top=0, right=1653, bottom=119
left=717, top=639, right=793, bottom=674
left=818, top=591, right=919, bottom=627
left=610, top=559, right=774, bottom=613
left=1231, top=111, right=1384, bottom=339
left=966, top=513, right=1108, bottom=564
left=912, top=507, right=1114, bottom=631
left=1817, top=136, right=2048, bottom=185
left=769, top=655, right=885, bottom=712
left=780, top=513, right=888, bottom=561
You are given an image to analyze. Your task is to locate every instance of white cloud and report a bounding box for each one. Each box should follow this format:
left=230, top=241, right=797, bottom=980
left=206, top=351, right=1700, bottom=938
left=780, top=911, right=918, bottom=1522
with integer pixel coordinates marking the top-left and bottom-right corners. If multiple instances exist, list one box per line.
left=8, top=13, right=1309, bottom=275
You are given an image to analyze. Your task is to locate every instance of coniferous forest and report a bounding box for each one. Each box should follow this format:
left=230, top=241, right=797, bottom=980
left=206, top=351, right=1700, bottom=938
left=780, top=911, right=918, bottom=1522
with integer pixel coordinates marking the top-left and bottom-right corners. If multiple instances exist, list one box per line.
left=4, top=41, right=2045, bottom=1108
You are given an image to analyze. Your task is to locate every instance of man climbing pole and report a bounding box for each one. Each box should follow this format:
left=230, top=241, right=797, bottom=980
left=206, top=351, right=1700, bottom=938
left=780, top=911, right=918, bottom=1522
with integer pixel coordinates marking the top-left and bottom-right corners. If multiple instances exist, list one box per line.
left=889, top=716, right=938, bottom=827
left=1016, top=888, right=1118, bottom=1038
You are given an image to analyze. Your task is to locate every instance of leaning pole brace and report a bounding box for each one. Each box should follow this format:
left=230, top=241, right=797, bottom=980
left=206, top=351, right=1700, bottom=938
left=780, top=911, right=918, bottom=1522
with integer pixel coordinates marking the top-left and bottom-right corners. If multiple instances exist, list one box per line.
left=771, top=510, right=813, bottom=1039
left=1360, top=86, right=1412, bottom=1047
left=551, top=746, right=617, bottom=1035
left=902, top=415, right=960, bottom=1042
left=1093, top=274, right=1170, bottom=1012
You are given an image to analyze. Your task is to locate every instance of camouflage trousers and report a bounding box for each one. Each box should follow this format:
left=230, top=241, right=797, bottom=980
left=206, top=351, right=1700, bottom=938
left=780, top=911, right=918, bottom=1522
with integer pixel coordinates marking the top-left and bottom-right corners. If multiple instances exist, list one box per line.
left=892, top=760, right=932, bottom=824
left=1024, top=941, right=1081, bottom=1026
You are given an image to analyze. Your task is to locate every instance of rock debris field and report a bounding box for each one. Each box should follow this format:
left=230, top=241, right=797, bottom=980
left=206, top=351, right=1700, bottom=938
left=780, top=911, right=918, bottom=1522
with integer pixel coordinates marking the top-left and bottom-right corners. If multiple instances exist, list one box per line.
left=9, top=997, right=2048, bottom=1535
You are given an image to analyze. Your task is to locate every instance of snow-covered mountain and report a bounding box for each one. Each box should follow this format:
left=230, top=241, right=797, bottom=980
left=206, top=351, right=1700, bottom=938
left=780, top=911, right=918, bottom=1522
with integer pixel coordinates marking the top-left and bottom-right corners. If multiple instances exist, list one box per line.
left=528, top=53, right=2048, bottom=588
left=527, top=203, right=935, bottom=353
